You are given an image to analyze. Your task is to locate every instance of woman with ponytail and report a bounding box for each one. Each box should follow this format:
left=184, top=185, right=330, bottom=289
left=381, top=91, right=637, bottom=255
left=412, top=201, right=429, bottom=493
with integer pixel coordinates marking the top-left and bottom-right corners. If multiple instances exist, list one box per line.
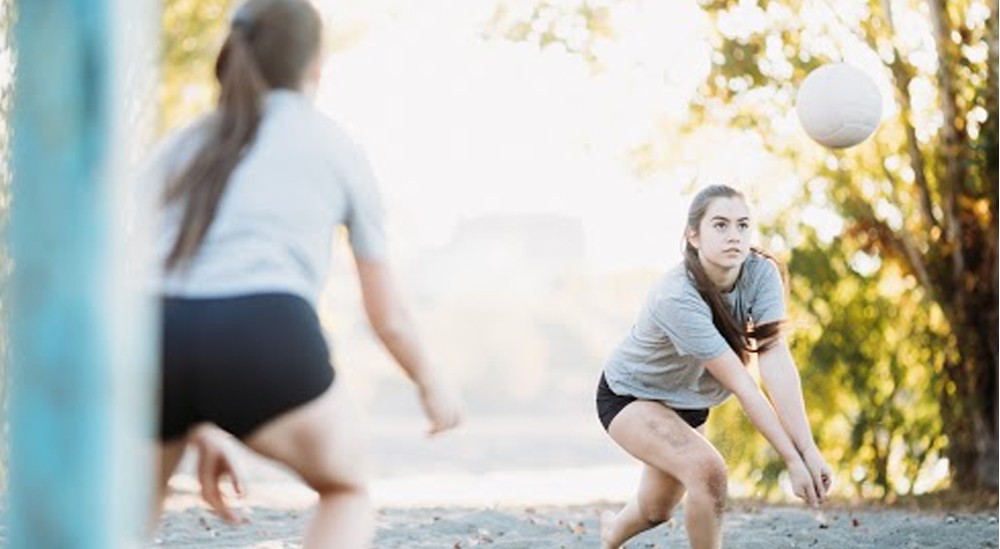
left=147, top=1, right=462, bottom=546
left=596, top=185, right=832, bottom=549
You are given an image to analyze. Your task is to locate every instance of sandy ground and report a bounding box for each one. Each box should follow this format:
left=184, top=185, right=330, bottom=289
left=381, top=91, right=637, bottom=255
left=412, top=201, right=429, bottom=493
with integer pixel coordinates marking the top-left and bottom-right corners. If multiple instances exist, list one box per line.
left=3, top=418, right=996, bottom=547
left=151, top=464, right=999, bottom=549
left=153, top=496, right=999, bottom=548
left=147, top=419, right=998, bottom=548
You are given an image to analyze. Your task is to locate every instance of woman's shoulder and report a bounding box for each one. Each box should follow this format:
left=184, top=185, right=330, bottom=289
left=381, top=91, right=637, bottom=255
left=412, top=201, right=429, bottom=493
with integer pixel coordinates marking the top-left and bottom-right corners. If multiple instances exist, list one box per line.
left=738, top=251, right=785, bottom=294
left=263, top=92, right=359, bottom=152
left=651, top=264, right=705, bottom=307
left=285, top=100, right=359, bottom=148
left=308, top=113, right=373, bottom=168
left=743, top=251, right=782, bottom=279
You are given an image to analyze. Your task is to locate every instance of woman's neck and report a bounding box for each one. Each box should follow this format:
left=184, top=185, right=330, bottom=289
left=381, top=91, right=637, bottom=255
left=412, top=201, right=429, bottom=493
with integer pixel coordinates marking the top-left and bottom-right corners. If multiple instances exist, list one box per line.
left=700, top=258, right=741, bottom=292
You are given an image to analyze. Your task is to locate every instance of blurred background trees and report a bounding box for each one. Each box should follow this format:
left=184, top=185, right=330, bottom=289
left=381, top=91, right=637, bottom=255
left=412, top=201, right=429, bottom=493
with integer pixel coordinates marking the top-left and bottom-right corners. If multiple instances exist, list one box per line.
left=159, top=0, right=231, bottom=134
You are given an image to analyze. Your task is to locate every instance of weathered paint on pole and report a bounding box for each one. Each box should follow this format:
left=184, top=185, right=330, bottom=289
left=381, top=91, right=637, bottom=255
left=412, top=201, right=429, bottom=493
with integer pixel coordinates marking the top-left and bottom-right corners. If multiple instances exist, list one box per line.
left=8, top=0, right=157, bottom=547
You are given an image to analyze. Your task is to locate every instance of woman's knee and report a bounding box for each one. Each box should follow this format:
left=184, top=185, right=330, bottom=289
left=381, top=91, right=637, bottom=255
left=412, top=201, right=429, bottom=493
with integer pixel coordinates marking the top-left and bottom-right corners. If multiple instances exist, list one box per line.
left=637, top=473, right=685, bottom=525
left=638, top=499, right=675, bottom=525
left=310, top=474, right=369, bottom=499
left=686, top=455, right=728, bottom=515
left=298, top=443, right=370, bottom=496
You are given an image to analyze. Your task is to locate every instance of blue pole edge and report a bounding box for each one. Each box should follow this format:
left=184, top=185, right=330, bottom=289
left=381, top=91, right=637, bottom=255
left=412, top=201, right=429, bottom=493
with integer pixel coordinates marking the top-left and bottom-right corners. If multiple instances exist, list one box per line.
left=8, top=0, right=156, bottom=547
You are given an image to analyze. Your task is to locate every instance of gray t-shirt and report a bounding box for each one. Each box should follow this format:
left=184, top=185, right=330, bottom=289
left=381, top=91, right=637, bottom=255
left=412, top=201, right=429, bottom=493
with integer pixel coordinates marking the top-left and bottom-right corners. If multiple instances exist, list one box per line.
left=602, top=253, right=786, bottom=409
left=145, top=90, right=386, bottom=304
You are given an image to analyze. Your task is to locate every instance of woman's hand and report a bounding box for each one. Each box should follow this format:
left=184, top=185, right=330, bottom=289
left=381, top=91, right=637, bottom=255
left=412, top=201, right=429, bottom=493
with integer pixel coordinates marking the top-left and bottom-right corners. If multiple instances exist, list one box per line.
left=802, top=446, right=833, bottom=501
left=189, top=425, right=246, bottom=524
left=418, top=380, right=463, bottom=436
left=787, top=459, right=820, bottom=508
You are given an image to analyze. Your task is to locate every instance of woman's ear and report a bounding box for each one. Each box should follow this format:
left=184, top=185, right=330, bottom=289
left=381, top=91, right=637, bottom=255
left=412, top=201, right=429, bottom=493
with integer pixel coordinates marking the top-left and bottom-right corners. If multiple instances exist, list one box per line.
left=301, top=50, right=325, bottom=98
left=309, top=51, right=324, bottom=82
left=686, top=229, right=700, bottom=251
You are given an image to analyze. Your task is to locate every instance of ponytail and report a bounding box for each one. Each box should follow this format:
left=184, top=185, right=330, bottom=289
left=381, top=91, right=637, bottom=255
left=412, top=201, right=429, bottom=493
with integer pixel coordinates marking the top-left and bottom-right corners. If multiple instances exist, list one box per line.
left=163, top=28, right=266, bottom=270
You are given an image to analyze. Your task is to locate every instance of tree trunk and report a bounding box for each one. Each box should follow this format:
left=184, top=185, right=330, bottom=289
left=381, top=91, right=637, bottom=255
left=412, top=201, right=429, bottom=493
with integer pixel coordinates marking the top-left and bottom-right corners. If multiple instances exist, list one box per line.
left=943, top=310, right=999, bottom=490
left=923, top=0, right=998, bottom=493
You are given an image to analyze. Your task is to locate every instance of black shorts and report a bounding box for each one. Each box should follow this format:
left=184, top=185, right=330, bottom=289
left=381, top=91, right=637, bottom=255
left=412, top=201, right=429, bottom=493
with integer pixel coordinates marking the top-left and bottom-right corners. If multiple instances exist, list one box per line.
left=596, top=373, right=709, bottom=431
left=159, top=293, right=335, bottom=441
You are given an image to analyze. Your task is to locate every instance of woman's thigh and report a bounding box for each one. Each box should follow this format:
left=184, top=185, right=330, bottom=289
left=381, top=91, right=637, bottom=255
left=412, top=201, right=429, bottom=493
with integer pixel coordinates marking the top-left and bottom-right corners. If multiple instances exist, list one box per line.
left=608, top=400, right=726, bottom=488
left=243, top=381, right=369, bottom=492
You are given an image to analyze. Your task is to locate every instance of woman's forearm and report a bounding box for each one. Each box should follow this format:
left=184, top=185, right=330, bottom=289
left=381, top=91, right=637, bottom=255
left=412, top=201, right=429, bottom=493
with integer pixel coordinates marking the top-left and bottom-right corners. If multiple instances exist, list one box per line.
left=355, top=257, right=440, bottom=391
left=734, top=384, right=804, bottom=465
left=704, top=352, right=804, bottom=466
left=759, top=342, right=818, bottom=455
left=356, top=257, right=462, bottom=433
left=370, top=309, right=438, bottom=391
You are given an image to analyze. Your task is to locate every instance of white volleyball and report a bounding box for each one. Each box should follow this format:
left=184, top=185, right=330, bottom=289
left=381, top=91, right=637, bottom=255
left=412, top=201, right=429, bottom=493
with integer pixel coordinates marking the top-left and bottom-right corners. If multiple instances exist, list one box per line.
left=795, top=63, right=882, bottom=149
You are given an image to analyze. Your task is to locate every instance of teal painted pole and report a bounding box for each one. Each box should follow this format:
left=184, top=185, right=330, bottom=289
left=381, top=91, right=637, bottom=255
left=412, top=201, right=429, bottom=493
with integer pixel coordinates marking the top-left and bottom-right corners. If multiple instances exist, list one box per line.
left=8, top=0, right=156, bottom=547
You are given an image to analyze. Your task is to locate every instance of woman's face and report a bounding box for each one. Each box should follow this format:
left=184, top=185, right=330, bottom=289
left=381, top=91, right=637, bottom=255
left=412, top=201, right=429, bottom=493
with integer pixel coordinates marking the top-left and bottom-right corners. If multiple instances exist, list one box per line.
left=688, top=196, right=752, bottom=271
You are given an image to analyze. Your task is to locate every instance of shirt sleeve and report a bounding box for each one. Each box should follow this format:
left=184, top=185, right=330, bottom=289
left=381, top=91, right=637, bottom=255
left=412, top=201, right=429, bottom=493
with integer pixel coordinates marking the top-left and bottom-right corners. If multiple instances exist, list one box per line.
left=648, top=293, right=730, bottom=361
left=341, top=143, right=388, bottom=260
left=750, top=258, right=787, bottom=325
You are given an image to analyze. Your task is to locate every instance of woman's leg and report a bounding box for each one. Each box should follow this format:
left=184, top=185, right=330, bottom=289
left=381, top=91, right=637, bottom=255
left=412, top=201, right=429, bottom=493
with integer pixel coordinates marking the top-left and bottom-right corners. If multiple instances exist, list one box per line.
left=605, top=401, right=727, bottom=549
left=600, top=464, right=685, bottom=548
left=151, top=439, right=188, bottom=532
left=243, top=381, right=372, bottom=549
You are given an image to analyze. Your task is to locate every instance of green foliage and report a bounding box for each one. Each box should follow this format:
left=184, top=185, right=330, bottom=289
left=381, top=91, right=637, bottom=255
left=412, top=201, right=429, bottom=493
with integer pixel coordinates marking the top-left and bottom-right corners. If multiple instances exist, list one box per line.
left=159, top=0, right=232, bottom=134
left=788, top=226, right=951, bottom=498
left=711, top=227, right=950, bottom=499
left=484, top=0, right=615, bottom=67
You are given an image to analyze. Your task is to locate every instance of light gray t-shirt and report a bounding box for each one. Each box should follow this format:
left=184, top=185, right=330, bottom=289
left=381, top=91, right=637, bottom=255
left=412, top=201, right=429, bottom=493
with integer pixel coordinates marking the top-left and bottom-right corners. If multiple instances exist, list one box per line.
left=603, top=253, right=786, bottom=409
left=146, top=90, right=386, bottom=304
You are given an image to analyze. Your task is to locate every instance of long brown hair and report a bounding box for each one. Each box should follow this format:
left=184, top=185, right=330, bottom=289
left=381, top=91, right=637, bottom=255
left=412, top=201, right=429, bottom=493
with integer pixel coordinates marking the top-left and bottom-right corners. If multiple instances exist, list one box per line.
left=682, top=185, right=787, bottom=364
left=162, top=0, right=323, bottom=269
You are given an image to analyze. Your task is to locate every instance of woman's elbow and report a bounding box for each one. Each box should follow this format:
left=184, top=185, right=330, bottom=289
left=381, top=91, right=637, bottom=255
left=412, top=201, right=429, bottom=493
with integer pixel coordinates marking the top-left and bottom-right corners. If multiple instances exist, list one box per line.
left=367, top=308, right=408, bottom=340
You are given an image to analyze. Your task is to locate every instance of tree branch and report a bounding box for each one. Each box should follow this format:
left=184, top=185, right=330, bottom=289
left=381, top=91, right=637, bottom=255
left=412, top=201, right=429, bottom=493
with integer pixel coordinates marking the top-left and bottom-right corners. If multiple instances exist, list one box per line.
left=854, top=197, right=934, bottom=299
left=880, top=162, right=934, bottom=289
left=877, top=0, right=940, bottom=231
left=890, top=62, right=940, bottom=230
left=926, top=0, right=968, bottom=295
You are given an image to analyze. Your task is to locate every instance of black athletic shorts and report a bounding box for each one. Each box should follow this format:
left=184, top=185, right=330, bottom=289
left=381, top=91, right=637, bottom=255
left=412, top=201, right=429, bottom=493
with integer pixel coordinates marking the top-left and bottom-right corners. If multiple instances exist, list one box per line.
left=159, top=293, right=335, bottom=441
left=596, top=373, right=709, bottom=431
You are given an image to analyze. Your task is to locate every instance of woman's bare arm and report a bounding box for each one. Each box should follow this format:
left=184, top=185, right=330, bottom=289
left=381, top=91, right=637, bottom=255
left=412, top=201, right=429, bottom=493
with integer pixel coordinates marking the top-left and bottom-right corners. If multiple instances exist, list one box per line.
left=354, top=256, right=461, bottom=435
left=703, top=350, right=819, bottom=505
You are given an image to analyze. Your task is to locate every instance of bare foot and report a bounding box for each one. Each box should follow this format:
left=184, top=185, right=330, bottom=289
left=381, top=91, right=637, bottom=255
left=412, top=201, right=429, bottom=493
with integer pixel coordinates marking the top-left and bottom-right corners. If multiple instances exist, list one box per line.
left=600, top=510, right=618, bottom=549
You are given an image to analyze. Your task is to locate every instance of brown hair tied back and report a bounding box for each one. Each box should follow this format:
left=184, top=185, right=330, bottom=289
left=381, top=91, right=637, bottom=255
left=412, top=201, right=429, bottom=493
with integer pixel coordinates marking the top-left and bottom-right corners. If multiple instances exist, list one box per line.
left=163, top=0, right=322, bottom=270
left=683, top=185, right=787, bottom=364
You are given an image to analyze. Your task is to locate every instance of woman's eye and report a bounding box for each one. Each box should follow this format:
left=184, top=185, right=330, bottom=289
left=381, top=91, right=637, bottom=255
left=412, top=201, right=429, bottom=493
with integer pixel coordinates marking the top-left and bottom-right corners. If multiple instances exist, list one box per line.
left=738, top=223, right=749, bottom=231
left=714, top=222, right=726, bottom=230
